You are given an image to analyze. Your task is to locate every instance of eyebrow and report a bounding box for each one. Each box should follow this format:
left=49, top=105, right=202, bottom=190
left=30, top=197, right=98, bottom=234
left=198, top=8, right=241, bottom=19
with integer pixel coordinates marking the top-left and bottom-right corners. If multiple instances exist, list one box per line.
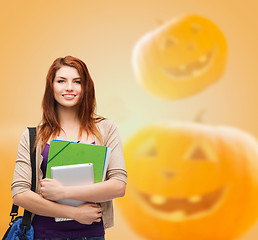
left=55, top=76, right=81, bottom=80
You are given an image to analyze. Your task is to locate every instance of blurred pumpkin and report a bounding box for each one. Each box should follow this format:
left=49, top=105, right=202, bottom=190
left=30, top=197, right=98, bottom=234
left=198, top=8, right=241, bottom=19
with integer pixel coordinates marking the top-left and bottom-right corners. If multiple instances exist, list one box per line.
left=0, top=129, right=22, bottom=236
left=132, top=15, right=227, bottom=99
left=117, top=122, right=258, bottom=240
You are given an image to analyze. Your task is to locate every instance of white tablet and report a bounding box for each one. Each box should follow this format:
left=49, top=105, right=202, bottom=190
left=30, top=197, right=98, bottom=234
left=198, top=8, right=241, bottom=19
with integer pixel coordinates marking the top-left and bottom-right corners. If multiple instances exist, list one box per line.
left=51, top=163, right=94, bottom=207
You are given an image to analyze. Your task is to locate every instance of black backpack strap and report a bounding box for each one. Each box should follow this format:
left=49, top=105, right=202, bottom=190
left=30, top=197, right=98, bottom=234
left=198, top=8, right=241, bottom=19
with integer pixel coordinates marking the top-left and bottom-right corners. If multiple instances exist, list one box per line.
left=5, top=127, right=37, bottom=240
left=27, top=127, right=37, bottom=192
left=21, top=127, right=37, bottom=228
left=8, top=204, right=19, bottom=225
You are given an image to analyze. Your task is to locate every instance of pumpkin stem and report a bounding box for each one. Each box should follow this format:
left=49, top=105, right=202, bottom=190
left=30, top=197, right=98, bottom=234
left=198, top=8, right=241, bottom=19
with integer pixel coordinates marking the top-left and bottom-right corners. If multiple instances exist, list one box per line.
left=194, top=109, right=206, bottom=123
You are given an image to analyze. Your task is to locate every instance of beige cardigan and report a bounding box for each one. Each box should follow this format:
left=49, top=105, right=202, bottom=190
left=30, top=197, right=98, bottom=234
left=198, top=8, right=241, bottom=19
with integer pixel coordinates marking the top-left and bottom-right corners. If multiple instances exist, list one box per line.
left=11, top=119, right=127, bottom=229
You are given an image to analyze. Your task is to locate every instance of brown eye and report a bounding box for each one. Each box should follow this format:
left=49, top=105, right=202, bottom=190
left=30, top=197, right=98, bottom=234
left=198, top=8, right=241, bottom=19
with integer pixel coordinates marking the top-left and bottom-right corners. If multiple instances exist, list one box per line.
left=190, top=23, right=202, bottom=34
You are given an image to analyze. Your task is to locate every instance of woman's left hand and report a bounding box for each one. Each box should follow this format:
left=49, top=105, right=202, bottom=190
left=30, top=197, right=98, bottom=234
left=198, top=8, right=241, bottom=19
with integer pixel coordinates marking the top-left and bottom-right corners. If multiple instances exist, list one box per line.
left=40, top=178, right=65, bottom=201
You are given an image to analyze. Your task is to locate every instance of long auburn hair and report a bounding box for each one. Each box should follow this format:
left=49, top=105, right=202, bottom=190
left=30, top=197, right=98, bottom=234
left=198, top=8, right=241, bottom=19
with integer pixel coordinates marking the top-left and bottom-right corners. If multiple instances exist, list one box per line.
left=36, top=56, right=104, bottom=147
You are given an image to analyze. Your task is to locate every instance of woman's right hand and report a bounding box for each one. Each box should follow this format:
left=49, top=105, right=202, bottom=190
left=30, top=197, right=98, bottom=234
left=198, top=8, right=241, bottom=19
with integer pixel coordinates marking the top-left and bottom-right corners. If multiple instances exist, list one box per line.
left=72, top=202, right=102, bottom=224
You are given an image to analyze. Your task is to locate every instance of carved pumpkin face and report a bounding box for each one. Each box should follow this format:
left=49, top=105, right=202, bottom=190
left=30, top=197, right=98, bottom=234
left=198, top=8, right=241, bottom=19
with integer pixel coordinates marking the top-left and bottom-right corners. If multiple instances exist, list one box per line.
left=117, top=123, right=258, bottom=240
left=0, top=134, right=20, bottom=236
left=132, top=15, right=227, bottom=99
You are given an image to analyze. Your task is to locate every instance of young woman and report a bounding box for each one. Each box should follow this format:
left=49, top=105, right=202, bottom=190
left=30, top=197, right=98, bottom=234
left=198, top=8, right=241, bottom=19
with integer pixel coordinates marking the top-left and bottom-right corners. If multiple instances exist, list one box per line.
left=11, top=56, right=127, bottom=240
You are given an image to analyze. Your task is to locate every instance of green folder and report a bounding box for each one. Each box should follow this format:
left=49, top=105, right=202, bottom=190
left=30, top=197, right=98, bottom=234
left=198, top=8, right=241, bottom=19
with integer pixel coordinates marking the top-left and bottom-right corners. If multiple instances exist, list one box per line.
left=46, top=140, right=110, bottom=183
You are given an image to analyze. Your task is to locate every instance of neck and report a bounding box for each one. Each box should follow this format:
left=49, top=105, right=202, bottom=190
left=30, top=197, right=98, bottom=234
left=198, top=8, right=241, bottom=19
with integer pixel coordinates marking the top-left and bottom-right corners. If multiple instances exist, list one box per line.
left=56, top=104, right=80, bottom=129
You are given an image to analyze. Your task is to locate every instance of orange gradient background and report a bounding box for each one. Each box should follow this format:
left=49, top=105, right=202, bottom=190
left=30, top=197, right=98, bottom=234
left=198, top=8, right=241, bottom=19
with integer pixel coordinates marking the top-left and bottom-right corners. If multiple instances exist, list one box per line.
left=1, top=0, right=258, bottom=239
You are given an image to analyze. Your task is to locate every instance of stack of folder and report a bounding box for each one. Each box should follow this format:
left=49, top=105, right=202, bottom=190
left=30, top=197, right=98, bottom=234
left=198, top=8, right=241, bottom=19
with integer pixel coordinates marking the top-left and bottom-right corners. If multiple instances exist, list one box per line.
left=46, top=140, right=111, bottom=183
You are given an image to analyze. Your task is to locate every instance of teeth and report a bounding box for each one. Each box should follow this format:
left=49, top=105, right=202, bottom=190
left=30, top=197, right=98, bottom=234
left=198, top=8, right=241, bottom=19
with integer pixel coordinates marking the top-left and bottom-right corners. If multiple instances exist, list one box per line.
left=150, top=195, right=166, bottom=205
left=64, top=95, right=75, bottom=97
left=192, top=70, right=201, bottom=77
left=178, top=65, right=186, bottom=71
left=170, top=210, right=186, bottom=221
left=188, top=195, right=202, bottom=203
left=199, top=55, right=207, bottom=63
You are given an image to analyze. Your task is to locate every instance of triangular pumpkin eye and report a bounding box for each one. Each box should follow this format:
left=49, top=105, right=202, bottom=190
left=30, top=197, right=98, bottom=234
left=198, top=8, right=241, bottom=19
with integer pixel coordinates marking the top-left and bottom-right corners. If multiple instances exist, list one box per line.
left=160, top=168, right=175, bottom=180
left=189, top=146, right=208, bottom=160
left=185, top=141, right=216, bottom=161
left=166, top=37, right=177, bottom=48
left=190, top=23, right=202, bottom=34
left=134, top=137, right=157, bottom=157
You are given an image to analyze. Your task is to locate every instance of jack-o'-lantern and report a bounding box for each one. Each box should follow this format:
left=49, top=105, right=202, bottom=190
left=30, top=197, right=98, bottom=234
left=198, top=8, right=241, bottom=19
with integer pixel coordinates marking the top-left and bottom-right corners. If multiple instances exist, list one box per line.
left=117, top=122, right=258, bottom=240
left=132, top=15, right=227, bottom=99
left=0, top=131, right=21, bottom=236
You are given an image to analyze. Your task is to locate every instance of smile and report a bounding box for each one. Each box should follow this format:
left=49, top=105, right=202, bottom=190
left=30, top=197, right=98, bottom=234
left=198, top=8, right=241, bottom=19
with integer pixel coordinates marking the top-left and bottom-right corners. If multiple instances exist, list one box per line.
left=62, top=94, right=76, bottom=99
left=162, top=48, right=215, bottom=80
left=133, top=186, right=226, bottom=221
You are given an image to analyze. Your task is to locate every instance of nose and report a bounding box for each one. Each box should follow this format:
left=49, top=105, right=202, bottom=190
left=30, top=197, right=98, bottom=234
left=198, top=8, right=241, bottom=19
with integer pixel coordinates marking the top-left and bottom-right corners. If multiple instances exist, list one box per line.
left=66, top=80, right=73, bottom=91
left=160, top=168, right=176, bottom=181
left=187, top=42, right=196, bottom=51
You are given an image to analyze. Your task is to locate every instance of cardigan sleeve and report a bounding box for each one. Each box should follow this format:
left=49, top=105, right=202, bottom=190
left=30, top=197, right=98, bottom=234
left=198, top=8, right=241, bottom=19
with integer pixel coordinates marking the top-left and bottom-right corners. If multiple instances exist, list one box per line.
left=11, top=129, right=32, bottom=198
left=102, top=120, right=127, bottom=183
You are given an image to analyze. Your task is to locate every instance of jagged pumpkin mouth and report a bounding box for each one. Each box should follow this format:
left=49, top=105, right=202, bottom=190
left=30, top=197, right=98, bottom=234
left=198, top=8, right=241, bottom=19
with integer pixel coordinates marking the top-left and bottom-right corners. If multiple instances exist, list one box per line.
left=133, top=186, right=226, bottom=221
left=162, top=48, right=215, bottom=80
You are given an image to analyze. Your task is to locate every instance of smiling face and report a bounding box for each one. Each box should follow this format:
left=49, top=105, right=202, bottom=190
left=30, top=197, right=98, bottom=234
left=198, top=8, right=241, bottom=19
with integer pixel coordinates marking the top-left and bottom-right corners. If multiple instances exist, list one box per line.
left=117, top=123, right=258, bottom=239
left=53, top=66, right=82, bottom=109
left=133, top=15, right=227, bottom=99
left=138, top=186, right=224, bottom=221
left=122, top=125, right=226, bottom=222
left=136, top=137, right=225, bottom=222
